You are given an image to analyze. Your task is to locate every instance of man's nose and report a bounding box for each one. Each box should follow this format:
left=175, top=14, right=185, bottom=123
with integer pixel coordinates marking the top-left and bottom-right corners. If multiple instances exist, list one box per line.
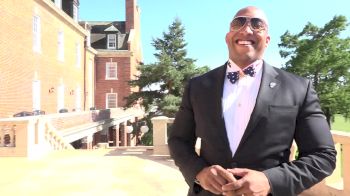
left=240, top=22, right=254, bottom=34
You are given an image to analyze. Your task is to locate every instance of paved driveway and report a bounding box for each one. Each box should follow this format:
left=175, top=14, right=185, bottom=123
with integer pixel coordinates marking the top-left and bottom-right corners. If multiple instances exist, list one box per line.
left=0, top=147, right=188, bottom=196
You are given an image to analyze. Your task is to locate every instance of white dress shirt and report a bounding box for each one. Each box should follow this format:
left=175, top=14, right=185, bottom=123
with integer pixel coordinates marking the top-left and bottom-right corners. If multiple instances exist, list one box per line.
left=222, top=59, right=263, bottom=157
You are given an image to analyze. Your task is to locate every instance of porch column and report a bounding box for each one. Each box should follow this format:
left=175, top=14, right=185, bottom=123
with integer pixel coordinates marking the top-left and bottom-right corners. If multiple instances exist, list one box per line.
left=120, top=122, right=127, bottom=146
left=115, top=125, right=120, bottom=147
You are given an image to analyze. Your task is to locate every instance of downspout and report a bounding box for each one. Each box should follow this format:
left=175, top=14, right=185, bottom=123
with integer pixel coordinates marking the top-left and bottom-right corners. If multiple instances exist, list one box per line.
left=83, top=36, right=87, bottom=111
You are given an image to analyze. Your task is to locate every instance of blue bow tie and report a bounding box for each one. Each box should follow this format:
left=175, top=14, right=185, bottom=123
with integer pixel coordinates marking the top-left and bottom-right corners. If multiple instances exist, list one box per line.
left=227, top=66, right=256, bottom=84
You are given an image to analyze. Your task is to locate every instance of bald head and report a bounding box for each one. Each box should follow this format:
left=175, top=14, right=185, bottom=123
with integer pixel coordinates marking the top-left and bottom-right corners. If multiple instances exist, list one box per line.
left=234, top=6, right=269, bottom=27
left=225, top=6, right=271, bottom=68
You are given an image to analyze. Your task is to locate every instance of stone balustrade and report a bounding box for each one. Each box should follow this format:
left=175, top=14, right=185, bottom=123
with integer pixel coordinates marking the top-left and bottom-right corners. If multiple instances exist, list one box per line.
left=0, top=108, right=144, bottom=158
left=152, top=116, right=350, bottom=196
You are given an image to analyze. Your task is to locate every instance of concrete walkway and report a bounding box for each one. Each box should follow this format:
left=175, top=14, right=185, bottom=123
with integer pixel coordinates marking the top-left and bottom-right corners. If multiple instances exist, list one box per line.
left=0, top=147, right=188, bottom=196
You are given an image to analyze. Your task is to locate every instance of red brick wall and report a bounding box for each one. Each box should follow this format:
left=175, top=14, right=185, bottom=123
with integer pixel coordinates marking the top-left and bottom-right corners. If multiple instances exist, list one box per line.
left=0, top=0, right=88, bottom=118
left=95, top=56, right=131, bottom=109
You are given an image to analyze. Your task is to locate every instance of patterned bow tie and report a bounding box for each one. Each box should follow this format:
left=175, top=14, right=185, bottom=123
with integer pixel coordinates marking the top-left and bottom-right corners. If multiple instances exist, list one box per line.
left=227, top=66, right=256, bottom=84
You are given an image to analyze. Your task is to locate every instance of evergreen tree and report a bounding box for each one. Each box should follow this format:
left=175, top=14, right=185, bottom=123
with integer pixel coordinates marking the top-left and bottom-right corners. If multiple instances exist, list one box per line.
left=126, top=18, right=209, bottom=117
left=125, top=18, right=209, bottom=145
left=279, top=16, right=350, bottom=126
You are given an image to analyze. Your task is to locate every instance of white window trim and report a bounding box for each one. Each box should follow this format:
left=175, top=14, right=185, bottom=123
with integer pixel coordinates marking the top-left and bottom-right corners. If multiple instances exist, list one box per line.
left=33, top=15, right=41, bottom=53
left=54, top=0, right=62, bottom=9
left=58, top=31, right=64, bottom=61
left=75, top=86, right=81, bottom=111
left=32, top=80, right=41, bottom=110
left=57, top=84, right=65, bottom=112
left=106, top=93, right=117, bottom=109
left=107, top=34, right=116, bottom=49
left=76, top=42, right=81, bottom=68
left=73, top=5, right=78, bottom=22
left=105, top=62, right=118, bottom=80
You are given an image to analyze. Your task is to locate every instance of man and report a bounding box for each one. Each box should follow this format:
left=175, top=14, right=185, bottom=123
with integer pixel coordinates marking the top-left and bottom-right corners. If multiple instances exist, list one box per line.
left=168, top=6, right=336, bottom=196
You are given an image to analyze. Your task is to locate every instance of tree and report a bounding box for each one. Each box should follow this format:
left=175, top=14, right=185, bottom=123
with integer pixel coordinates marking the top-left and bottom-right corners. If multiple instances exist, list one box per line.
left=279, top=15, right=350, bottom=126
left=125, top=19, right=209, bottom=145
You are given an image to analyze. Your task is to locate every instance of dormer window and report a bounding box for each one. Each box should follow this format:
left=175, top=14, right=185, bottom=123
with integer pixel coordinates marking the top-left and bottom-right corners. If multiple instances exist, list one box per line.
left=107, top=34, right=116, bottom=49
left=73, top=4, right=78, bottom=22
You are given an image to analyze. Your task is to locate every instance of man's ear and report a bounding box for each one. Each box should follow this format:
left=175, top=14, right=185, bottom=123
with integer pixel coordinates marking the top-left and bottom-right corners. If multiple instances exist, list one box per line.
left=225, top=32, right=231, bottom=45
left=265, top=35, right=271, bottom=47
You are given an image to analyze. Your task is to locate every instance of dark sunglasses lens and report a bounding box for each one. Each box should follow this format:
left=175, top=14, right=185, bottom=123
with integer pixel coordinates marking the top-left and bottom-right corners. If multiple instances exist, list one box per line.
left=231, top=17, right=247, bottom=30
left=251, top=18, right=265, bottom=30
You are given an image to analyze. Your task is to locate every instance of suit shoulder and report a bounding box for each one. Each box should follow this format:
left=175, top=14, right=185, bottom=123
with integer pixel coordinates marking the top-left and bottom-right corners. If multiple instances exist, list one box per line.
left=190, top=65, right=226, bottom=84
left=271, top=66, right=309, bottom=85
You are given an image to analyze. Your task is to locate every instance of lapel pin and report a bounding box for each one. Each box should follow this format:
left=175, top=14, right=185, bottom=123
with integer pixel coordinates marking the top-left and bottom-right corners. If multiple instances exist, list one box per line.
left=269, top=82, right=276, bottom=88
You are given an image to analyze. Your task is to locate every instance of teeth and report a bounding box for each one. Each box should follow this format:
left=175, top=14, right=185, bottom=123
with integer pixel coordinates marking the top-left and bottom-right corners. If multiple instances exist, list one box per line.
left=237, top=40, right=253, bottom=45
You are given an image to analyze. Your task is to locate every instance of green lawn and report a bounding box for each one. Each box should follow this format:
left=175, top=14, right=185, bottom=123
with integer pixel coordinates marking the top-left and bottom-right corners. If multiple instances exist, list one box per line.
left=331, top=115, right=350, bottom=132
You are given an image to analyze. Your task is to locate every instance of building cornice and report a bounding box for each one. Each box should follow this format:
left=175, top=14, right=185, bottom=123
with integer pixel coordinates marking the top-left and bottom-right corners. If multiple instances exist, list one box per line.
left=96, top=50, right=133, bottom=57
left=36, top=0, right=88, bottom=36
left=87, top=47, right=98, bottom=55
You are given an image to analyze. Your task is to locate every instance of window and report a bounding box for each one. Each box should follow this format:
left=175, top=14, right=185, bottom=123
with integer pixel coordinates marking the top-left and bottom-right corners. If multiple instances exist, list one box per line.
left=73, top=5, right=78, bottom=22
left=54, top=0, right=62, bottom=9
left=105, top=62, right=117, bottom=80
left=57, top=84, right=64, bottom=112
left=75, top=87, right=81, bottom=111
left=33, top=15, right=41, bottom=53
left=107, top=34, right=116, bottom=49
left=106, top=93, right=117, bottom=109
left=32, top=80, right=41, bottom=110
left=58, top=31, right=64, bottom=61
left=76, top=42, right=81, bottom=68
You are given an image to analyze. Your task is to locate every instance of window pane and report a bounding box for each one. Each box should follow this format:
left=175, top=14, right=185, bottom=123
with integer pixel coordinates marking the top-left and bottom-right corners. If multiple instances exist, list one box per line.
left=33, top=80, right=41, bottom=110
left=106, top=62, right=117, bottom=79
left=76, top=42, right=81, bottom=67
left=58, top=31, right=64, bottom=61
left=33, top=15, right=41, bottom=52
left=107, top=34, right=116, bottom=49
left=107, top=93, right=117, bottom=108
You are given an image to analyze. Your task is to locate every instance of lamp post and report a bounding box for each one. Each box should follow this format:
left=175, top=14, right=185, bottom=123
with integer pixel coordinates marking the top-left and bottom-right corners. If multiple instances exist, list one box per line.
left=140, top=125, right=149, bottom=133
left=126, top=125, right=133, bottom=134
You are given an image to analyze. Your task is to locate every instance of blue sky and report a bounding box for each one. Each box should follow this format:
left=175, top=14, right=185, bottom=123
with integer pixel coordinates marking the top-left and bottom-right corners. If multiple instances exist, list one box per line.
left=80, top=0, right=350, bottom=69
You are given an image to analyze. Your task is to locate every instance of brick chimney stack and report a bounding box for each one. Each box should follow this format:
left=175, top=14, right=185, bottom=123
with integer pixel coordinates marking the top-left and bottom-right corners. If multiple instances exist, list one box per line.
left=125, top=0, right=136, bottom=32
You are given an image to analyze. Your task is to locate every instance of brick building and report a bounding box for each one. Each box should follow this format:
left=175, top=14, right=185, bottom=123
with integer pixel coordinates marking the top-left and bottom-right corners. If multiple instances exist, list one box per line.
left=80, top=0, right=142, bottom=110
left=0, top=0, right=96, bottom=117
left=0, top=0, right=145, bottom=154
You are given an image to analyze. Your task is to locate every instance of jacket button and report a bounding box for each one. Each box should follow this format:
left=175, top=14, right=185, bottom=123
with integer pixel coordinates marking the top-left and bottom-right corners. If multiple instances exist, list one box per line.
left=230, top=162, right=238, bottom=168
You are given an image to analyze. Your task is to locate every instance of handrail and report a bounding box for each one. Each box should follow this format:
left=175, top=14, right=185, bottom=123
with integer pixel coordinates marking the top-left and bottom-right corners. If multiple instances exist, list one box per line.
left=45, top=121, right=74, bottom=150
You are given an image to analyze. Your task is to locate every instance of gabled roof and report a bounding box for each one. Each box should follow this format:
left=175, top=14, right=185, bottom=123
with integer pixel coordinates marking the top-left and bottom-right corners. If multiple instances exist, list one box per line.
left=86, top=21, right=126, bottom=34
left=80, top=21, right=129, bottom=50
left=104, top=25, right=119, bottom=32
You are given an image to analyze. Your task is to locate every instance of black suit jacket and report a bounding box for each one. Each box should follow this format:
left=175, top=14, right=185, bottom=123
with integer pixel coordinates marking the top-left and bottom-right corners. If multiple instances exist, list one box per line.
left=168, top=62, right=336, bottom=196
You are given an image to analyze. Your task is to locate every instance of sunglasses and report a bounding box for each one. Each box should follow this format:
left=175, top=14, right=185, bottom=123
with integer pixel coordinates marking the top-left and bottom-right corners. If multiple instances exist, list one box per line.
left=230, top=16, right=267, bottom=32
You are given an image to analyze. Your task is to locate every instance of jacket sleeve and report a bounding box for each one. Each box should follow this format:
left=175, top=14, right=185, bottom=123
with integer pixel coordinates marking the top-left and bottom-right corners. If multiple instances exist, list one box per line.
left=167, top=80, right=209, bottom=187
left=263, top=80, right=337, bottom=196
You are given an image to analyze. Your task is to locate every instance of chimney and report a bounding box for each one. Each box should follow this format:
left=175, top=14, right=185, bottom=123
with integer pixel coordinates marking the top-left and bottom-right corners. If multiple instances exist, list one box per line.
left=125, top=0, right=136, bottom=32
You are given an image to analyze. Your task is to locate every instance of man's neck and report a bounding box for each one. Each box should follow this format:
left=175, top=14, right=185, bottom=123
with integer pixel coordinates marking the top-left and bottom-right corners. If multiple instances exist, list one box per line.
left=228, top=59, right=262, bottom=70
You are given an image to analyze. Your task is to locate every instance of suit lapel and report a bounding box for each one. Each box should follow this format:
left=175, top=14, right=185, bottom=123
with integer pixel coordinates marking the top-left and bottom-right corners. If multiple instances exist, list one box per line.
left=206, top=63, right=233, bottom=159
left=235, top=62, right=280, bottom=154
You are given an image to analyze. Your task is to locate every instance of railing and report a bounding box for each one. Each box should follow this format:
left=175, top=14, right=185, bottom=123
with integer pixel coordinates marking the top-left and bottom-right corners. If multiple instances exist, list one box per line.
left=0, top=116, right=75, bottom=158
left=0, top=108, right=144, bottom=158
left=45, top=122, right=74, bottom=150
left=152, top=116, right=350, bottom=196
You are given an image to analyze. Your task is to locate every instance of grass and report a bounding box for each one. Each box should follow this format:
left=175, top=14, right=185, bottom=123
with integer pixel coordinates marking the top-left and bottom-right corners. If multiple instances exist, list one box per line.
left=331, top=114, right=350, bottom=132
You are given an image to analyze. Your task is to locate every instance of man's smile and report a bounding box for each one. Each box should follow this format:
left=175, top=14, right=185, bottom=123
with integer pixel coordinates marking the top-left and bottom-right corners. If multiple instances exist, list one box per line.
left=235, top=39, right=255, bottom=45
